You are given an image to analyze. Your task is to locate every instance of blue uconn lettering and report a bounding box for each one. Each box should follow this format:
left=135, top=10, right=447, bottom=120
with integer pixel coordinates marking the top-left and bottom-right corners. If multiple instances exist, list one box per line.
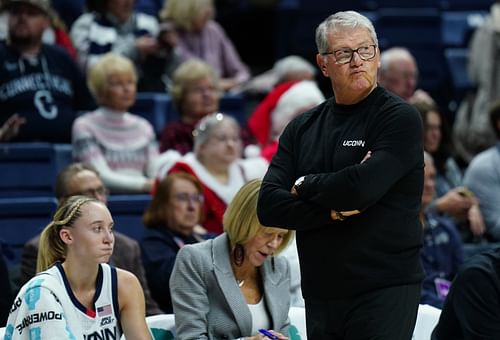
left=342, top=140, right=365, bottom=147
left=84, top=326, right=117, bottom=340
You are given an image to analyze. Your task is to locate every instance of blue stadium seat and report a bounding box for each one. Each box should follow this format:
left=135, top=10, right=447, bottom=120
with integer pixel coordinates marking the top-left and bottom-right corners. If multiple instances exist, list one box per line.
left=441, top=11, right=487, bottom=47
left=362, top=0, right=440, bottom=10
left=444, top=48, right=475, bottom=91
left=445, top=48, right=476, bottom=93
left=0, top=143, right=73, bottom=197
left=107, top=194, right=152, bottom=242
left=439, top=0, right=494, bottom=11
left=219, top=93, right=247, bottom=126
left=0, top=197, right=57, bottom=267
left=131, top=92, right=248, bottom=136
left=130, top=93, right=176, bottom=137
left=134, top=0, right=163, bottom=16
left=54, top=144, right=74, bottom=171
left=375, top=8, right=442, bottom=48
left=411, top=47, right=447, bottom=94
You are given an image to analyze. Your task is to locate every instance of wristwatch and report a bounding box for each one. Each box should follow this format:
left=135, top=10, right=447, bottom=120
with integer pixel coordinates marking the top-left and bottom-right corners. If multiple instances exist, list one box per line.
left=332, top=210, right=346, bottom=221
left=294, top=176, right=306, bottom=193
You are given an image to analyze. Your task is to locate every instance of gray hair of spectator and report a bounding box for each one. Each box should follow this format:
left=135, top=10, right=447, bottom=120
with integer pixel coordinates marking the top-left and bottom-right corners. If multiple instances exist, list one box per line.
left=273, top=55, right=316, bottom=82
left=379, top=47, right=416, bottom=74
left=87, top=53, right=137, bottom=100
left=169, top=58, right=221, bottom=114
left=315, top=11, right=378, bottom=56
left=489, top=100, right=500, bottom=139
left=160, top=0, right=214, bottom=31
left=192, top=112, right=239, bottom=153
left=55, top=163, right=99, bottom=200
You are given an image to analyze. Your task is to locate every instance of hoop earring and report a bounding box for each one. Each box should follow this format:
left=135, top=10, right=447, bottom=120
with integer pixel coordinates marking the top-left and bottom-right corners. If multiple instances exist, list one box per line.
left=232, top=244, right=244, bottom=267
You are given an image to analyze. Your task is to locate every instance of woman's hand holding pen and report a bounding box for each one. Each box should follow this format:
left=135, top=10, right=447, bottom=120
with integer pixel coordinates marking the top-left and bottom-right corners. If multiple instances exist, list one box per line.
left=244, top=329, right=287, bottom=340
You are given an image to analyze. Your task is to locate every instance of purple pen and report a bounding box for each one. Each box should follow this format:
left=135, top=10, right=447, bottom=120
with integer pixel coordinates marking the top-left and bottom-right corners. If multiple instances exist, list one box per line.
left=258, top=329, right=279, bottom=340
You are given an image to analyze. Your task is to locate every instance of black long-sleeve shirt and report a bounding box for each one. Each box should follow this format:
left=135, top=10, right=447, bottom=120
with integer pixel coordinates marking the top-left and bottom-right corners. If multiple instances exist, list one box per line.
left=257, top=86, right=424, bottom=299
left=432, top=248, right=500, bottom=340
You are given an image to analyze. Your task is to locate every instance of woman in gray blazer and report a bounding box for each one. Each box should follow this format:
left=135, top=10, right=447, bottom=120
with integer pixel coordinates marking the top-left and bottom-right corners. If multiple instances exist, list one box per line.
left=170, top=179, right=294, bottom=339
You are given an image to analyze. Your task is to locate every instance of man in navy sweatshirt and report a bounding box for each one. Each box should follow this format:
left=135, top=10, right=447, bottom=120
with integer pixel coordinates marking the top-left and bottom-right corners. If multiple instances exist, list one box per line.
left=0, top=0, right=95, bottom=143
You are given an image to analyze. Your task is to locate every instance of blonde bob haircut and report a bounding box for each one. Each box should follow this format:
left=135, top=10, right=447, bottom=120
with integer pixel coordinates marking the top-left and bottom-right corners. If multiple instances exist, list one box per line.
left=37, top=196, right=102, bottom=273
left=160, top=0, right=214, bottom=31
left=223, top=179, right=294, bottom=255
left=87, top=53, right=137, bottom=99
left=170, top=58, right=220, bottom=114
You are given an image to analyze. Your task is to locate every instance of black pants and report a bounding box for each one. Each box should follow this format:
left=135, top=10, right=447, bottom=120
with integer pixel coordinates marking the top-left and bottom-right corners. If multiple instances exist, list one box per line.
left=305, top=283, right=421, bottom=340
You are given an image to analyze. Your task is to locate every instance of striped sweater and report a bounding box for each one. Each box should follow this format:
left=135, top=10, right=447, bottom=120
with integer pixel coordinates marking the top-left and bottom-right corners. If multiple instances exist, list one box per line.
left=72, top=107, right=159, bottom=193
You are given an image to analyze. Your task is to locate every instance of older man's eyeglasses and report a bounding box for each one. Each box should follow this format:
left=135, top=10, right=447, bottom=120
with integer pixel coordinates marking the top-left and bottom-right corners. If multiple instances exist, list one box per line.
left=174, top=192, right=204, bottom=204
left=322, top=45, right=377, bottom=65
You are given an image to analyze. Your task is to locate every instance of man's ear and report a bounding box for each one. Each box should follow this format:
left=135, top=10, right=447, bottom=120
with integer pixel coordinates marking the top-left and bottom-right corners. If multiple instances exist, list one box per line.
left=316, top=54, right=328, bottom=77
left=59, top=228, right=73, bottom=245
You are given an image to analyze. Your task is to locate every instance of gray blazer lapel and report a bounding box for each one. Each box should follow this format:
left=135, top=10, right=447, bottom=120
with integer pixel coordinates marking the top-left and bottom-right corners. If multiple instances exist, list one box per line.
left=262, top=258, right=289, bottom=330
left=212, top=234, right=253, bottom=335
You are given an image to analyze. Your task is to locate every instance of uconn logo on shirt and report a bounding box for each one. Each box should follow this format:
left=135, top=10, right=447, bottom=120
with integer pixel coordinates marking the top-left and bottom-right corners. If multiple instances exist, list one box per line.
left=84, top=326, right=117, bottom=340
left=342, top=140, right=365, bottom=147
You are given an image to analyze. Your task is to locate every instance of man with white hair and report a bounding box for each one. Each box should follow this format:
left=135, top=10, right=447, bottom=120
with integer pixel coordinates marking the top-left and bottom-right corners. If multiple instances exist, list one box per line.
left=259, top=11, right=424, bottom=339
left=378, top=46, right=435, bottom=105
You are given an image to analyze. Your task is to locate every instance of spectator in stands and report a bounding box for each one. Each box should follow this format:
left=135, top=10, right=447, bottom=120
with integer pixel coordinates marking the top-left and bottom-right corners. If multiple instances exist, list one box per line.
left=72, top=53, right=159, bottom=194
left=453, top=0, right=500, bottom=164
left=431, top=247, right=500, bottom=339
left=0, top=0, right=95, bottom=143
left=0, top=0, right=77, bottom=59
left=0, top=244, right=12, bottom=326
left=137, top=20, right=182, bottom=93
left=159, top=59, right=220, bottom=154
left=160, top=0, right=250, bottom=92
left=159, top=113, right=268, bottom=234
left=420, top=152, right=464, bottom=309
left=463, top=100, right=500, bottom=241
left=170, top=179, right=293, bottom=339
left=70, top=0, right=159, bottom=72
left=7, top=196, right=151, bottom=339
left=247, top=78, right=325, bottom=162
left=378, top=47, right=435, bottom=106
left=414, top=102, right=485, bottom=242
left=242, top=54, right=318, bottom=97
left=20, top=162, right=162, bottom=316
left=141, top=172, right=213, bottom=313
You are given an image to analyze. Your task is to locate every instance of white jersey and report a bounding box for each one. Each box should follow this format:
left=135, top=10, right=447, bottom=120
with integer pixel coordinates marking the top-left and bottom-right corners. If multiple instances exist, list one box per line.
left=46, top=263, right=122, bottom=340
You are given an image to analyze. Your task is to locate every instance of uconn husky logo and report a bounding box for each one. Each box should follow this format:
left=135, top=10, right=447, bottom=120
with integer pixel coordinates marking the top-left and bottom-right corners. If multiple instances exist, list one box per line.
left=343, top=140, right=365, bottom=147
